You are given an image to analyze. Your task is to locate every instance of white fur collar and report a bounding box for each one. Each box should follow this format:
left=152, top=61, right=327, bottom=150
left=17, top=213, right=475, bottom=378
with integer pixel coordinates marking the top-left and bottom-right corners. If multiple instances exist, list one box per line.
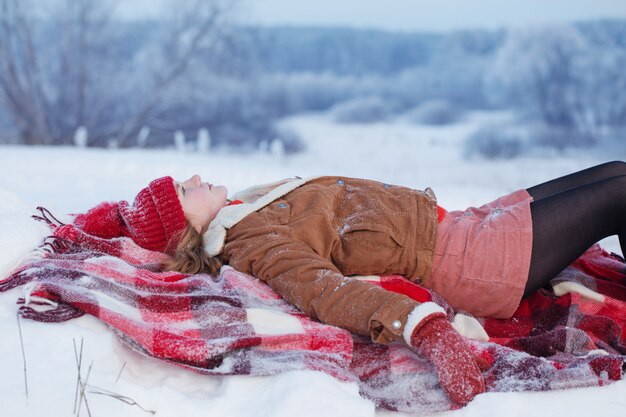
left=202, top=176, right=321, bottom=256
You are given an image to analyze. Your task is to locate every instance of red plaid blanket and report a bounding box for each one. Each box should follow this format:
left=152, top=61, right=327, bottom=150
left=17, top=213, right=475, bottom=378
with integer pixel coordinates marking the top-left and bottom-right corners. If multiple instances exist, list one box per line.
left=1, top=220, right=625, bottom=414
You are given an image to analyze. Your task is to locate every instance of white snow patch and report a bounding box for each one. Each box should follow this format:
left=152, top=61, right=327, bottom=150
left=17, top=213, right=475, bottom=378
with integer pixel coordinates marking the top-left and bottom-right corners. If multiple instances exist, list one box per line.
left=246, top=307, right=305, bottom=335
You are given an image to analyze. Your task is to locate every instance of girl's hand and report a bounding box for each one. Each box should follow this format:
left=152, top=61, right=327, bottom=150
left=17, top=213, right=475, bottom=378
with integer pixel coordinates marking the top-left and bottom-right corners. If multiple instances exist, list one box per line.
left=409, top=311, right=485, bottom=405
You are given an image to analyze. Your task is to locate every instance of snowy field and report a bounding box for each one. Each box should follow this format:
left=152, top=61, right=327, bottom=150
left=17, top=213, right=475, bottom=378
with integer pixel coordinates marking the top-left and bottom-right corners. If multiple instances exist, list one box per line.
left=0, top=112, right=624, bottom=417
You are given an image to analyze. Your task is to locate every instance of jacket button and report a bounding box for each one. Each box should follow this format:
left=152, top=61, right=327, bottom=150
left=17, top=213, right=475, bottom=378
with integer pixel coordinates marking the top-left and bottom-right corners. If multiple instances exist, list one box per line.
left=277, top=203, right=287, bottom=208
left=392, top=320, right=401, bottom=329
left=383, top=183, right=390, bottom=188
left=493, top=208, right=502, bottom=214
left=337, top=179, right=344, bottom=186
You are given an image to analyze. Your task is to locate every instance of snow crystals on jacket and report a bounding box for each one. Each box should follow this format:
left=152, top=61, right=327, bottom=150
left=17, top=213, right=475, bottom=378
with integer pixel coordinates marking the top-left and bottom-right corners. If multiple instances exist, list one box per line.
left=204, top=176, right=439, bottom=344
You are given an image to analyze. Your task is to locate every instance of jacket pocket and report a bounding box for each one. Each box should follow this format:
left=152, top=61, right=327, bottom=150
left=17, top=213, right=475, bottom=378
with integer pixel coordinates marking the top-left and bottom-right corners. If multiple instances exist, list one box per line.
left=263, top=199, right=291, bottom=225
left=334, top=222, right=404, bottom=275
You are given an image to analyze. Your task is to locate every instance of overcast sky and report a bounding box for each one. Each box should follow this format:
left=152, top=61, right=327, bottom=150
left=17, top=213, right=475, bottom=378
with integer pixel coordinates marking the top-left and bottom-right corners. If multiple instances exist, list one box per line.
left=118, top=0, right=626, bottom=32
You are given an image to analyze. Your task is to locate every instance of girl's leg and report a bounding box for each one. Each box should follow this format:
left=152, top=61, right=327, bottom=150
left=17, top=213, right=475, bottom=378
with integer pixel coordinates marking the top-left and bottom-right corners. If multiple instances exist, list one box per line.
left=523, top=175, right=626, bottom=296
left=526, top=161, right=626, bottom=201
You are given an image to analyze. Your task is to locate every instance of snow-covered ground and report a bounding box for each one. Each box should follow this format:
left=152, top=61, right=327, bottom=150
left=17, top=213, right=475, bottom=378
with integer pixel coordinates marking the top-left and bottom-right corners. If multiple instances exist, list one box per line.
left=0, top=112, right=624, bottom=417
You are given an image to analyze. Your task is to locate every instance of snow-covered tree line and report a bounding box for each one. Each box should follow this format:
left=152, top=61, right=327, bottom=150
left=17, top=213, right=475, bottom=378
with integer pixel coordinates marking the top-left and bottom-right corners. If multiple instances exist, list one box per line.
left=486, top=22, right=626, bottom=149
left=0, top=0, right=624, bottom=152
left=0, top=0, right=241, bottom=148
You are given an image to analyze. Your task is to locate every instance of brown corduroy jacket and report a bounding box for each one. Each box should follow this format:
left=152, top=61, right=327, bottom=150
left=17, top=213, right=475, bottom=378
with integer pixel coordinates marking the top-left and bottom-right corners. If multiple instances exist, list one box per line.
left=220, top=176, right=439, bottom=344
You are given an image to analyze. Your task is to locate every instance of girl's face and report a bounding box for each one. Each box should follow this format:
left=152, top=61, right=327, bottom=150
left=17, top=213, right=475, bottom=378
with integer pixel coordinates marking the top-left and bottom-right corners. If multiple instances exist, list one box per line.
left=175, top=174, right=228, bottom=232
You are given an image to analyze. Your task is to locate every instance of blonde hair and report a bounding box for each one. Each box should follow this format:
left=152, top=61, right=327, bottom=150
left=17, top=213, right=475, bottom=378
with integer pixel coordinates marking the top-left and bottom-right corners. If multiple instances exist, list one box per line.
left=164, top=222, right=223, bottom=275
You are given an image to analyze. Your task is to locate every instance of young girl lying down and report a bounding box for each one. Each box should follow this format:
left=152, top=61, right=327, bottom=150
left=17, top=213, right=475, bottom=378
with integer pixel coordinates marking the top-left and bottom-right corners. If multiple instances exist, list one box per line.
left=70, top=161, right=626, bottom=404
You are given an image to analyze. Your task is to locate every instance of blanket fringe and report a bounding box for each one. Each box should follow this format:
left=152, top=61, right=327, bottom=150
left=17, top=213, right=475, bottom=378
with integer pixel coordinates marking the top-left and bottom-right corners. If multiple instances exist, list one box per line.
left=39, top=235, right=80, bottom=255
left=0, top=238, right=79, bottom=294
left=10, top=245, right=50, bottom=272
left=0, top=271, right=36, bottom=293
left=47, top=236, right=75, bottom=254
left=31, top=206, right=65, bottom=228
left=18, top=303, right=84, bottom=323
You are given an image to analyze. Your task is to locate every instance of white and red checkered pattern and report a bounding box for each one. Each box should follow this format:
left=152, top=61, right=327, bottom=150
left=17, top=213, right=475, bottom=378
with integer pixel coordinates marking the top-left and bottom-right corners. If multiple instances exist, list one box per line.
left=2, top=222, right=624, bottom=413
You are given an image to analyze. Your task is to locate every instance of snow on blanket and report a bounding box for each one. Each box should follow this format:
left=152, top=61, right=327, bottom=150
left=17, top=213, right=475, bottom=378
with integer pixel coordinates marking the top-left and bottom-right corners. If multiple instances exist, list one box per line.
left=0, top=216, right=624, bottom=415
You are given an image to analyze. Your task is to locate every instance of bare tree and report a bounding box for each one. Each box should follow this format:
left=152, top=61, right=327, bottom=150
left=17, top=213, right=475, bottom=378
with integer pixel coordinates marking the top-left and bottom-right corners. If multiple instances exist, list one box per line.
left=0, top=0, right=239, bottom=147
left=114, top=0, right=240, bottom=147
left=0, top=0, right=114, bottom=145
left=0, top=0, right=54, bottom=144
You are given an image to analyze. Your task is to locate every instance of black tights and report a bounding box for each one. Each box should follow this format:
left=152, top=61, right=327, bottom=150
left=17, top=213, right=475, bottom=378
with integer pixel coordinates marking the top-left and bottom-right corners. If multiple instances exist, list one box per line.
left=524, top=161, right=626, bottom=296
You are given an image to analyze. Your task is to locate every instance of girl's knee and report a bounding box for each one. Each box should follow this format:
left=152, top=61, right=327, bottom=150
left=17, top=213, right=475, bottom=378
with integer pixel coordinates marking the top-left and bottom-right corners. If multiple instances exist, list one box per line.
left=601, top=160, right=626, bottom=177
left=613, top=174, right=626, bottom=189
left=605, top=175, right=626, bottom=212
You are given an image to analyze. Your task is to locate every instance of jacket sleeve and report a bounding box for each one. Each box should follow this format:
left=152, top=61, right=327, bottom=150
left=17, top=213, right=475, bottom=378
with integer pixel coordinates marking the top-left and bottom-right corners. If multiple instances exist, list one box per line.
left=223, top=233, right=421, bottom=344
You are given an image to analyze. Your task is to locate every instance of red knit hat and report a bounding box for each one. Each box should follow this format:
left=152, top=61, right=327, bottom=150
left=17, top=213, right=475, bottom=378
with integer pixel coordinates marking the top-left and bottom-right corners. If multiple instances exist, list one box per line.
left=73, top=176, right=187, bottom=254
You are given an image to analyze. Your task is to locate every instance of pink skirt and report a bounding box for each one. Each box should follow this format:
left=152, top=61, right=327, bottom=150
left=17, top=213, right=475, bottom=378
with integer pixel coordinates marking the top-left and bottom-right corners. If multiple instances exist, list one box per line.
left=427, top=189, right=534, bottom=319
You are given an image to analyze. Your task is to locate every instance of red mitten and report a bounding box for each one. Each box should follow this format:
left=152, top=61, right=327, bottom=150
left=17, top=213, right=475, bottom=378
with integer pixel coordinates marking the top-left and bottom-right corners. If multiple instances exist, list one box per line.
left=405, top=303, right=485, bottom=405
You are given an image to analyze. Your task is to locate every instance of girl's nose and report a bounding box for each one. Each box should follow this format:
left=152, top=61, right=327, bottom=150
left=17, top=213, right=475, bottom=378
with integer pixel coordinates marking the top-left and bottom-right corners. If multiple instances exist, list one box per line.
left=185, top=174, right=201, bottom=186
left=183, top=174, right=201, bottom=188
